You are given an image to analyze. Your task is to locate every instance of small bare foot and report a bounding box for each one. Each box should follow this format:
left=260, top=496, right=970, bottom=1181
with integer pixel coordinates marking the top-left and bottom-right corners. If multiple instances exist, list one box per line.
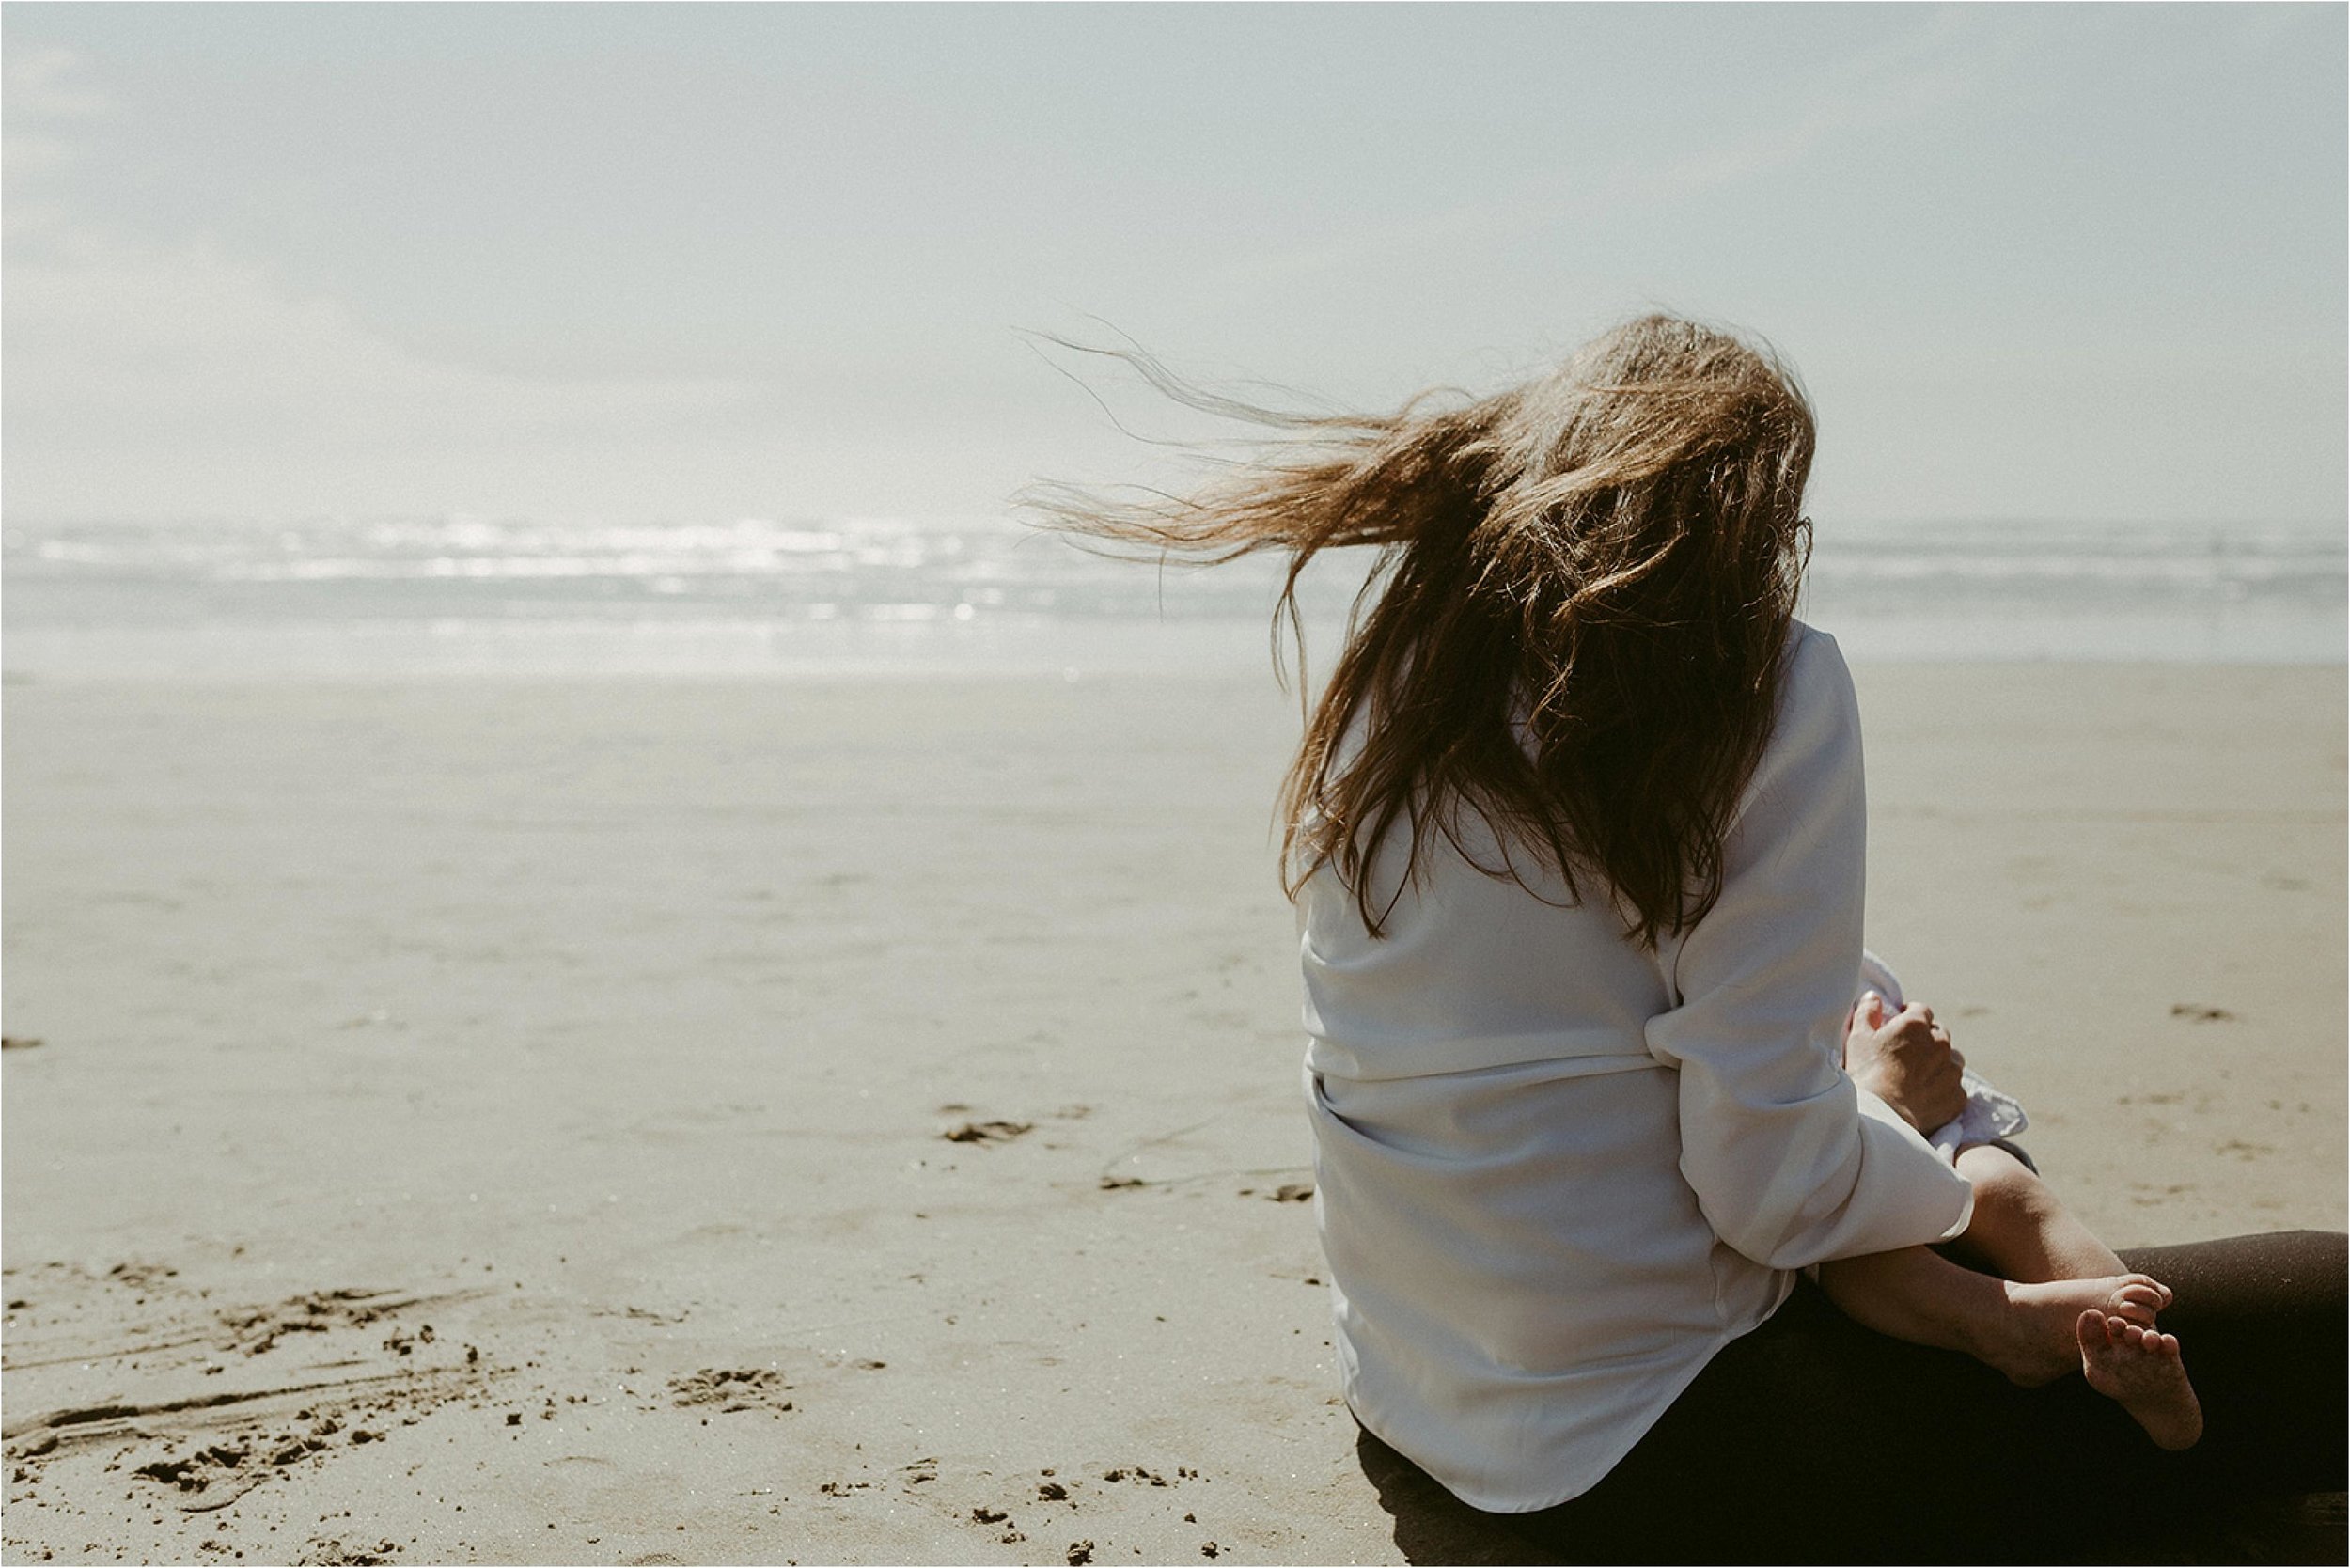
left=2102, top=1275, right=2171, bottom=1327
left=2076, top=1309, right=2203, bottom=1450
left=1989, top=1274, right=2173, bottom=1386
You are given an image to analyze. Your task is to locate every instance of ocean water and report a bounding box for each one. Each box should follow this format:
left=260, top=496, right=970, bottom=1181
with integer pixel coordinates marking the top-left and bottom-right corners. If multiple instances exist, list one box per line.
left=3, top=513, right=2342, bottom=680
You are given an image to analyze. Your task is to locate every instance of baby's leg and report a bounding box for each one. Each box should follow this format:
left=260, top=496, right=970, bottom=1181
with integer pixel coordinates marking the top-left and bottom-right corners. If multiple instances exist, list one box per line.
left=1817, top=1143, right=2206, bottom=1450
left=1815, top=1247, right=2167, bottom=1387
left=1950, top=1144, right=2204, bottom=1447
left=1944, top=1141, right=2125, bottom=1283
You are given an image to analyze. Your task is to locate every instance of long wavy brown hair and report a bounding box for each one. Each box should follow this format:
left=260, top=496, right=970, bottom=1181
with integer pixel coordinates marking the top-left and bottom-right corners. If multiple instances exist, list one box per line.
left=1028, top=313, right=1818, bottom=948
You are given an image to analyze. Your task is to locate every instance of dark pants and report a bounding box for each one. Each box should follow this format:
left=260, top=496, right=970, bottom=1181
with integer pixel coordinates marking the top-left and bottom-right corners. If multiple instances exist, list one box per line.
left=1484, top=1231, right=2347, bottom=1564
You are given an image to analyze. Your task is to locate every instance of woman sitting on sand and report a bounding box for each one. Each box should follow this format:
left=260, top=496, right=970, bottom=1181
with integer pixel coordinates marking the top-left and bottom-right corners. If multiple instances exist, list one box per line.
left=1044, top=315, right=2343, bottom=1559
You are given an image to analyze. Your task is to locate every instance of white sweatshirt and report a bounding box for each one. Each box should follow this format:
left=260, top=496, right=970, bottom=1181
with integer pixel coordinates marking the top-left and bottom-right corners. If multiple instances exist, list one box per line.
left=1298, top=622, right=1974, bottom=1513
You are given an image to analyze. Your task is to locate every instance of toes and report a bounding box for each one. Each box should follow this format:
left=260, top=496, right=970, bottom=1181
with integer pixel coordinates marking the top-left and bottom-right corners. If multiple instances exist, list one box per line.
left=2075, top=1309, right=2107, bottom=1353
left=2112, top=1281, right=2165, bottom=1324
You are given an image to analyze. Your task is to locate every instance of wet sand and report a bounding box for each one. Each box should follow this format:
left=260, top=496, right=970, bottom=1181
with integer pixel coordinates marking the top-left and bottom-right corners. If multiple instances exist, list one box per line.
left=4, top=664, right=2342, bottom=1564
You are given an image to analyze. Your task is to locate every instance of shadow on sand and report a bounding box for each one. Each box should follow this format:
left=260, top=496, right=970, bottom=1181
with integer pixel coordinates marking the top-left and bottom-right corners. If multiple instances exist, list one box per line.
left=1354, top=1427, right=1543, bottom=1567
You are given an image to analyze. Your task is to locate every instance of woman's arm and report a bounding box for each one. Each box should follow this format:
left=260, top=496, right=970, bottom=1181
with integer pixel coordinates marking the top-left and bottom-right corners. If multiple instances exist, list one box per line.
left=1644, top=629, right=1975, bottom=1270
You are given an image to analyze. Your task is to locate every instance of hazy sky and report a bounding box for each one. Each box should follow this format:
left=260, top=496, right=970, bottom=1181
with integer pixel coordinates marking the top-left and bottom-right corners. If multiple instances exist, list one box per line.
left=5, top=3, right=2343, bottom=526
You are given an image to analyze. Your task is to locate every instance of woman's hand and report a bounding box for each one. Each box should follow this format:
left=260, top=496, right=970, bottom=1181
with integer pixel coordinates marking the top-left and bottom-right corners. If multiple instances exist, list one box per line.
left=1843, top=992, right=1966, bottom=1133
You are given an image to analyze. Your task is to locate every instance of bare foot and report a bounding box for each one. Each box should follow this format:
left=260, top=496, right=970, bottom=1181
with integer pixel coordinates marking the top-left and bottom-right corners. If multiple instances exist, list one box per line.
left=2077, top=1309, right=2203, bottom=1450
left=1983, top=1274, right=2173, bottom=1386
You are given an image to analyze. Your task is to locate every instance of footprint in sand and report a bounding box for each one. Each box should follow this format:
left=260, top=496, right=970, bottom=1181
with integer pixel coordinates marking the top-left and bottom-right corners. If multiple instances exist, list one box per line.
left=942, top=1119, right=1032, bottom=1145
left=666, top=1368, right=795, bottom=1414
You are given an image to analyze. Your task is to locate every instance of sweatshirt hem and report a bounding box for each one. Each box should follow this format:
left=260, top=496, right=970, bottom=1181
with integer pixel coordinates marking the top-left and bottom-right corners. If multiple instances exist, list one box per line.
left=1359, top=1304, right=1783, bottom=1516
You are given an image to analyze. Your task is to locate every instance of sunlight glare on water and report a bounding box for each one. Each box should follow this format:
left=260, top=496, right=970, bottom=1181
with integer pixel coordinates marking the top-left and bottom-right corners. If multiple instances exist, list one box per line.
left=4, top=514, right=2341, bottom=679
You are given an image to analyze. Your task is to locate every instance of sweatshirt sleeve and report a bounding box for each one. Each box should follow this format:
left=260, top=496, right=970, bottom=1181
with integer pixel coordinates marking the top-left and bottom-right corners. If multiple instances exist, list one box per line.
left=1643, top=629, right=1974, bottom=1269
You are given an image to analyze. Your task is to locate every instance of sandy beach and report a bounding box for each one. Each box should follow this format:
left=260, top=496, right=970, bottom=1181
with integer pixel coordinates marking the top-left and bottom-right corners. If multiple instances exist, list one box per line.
left=4, top=663, right=2343, bottom=1566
